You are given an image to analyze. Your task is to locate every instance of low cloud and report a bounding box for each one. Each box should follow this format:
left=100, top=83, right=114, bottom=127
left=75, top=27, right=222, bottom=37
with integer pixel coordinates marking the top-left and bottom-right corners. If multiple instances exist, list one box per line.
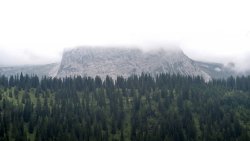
left=0, top=47, right=62, bottom=66
left=1, top=44, right=250, bottom=73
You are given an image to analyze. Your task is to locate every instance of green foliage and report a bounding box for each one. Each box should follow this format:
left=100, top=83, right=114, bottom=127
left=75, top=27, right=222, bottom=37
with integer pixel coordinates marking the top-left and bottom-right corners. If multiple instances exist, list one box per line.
left=0, top=74, right=250, bottom=141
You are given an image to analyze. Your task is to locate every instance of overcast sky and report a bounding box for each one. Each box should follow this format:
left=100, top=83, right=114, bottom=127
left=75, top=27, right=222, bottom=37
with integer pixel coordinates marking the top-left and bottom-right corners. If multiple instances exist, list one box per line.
left=0, top=0, right=250, bottom=70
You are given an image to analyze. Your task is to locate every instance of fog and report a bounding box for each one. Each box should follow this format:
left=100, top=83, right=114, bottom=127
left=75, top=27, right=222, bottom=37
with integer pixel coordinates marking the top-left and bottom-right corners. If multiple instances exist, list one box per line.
left=1, top=43, right=250, bottom=72
left=0, top=46, right=62, bottom=66
left=0, top=0, right=250, bottom=72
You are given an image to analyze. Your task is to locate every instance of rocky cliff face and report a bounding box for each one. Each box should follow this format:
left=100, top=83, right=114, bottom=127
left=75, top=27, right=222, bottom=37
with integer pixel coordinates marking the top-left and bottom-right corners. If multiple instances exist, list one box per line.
left=57, top=47, right=211, bottom=81
left=0, top=47, right=238, bottom=81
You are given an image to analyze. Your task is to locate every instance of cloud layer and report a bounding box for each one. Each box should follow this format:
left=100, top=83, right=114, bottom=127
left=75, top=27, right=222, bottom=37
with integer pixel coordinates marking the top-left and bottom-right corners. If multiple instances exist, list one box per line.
left=0, top=0, right=250, bottom=71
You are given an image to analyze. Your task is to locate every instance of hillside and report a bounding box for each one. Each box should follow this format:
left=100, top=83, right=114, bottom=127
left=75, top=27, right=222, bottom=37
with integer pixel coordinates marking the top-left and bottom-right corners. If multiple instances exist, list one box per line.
left=0, top=63, right=59, bottom=78
left=195, top=61, right=236, bottom=79
left=0, top=74, right=250, bottom=141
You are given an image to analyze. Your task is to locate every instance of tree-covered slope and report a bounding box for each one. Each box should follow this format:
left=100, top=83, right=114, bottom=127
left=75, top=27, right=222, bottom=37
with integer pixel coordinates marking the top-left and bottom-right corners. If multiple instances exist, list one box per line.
left=0, top=74, right=250, bottom=141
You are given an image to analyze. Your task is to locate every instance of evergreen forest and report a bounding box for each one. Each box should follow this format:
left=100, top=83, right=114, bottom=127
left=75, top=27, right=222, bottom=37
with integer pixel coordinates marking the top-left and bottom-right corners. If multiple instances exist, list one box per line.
left=1, top=73, right=250, bottom=141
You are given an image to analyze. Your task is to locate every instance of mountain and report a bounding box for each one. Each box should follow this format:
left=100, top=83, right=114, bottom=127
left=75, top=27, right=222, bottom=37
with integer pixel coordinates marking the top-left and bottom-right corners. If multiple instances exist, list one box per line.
left=0, top=47, right=237, bottom=80
left=0, top=63, right=59, bottom=78
left=57, top=47, right=211, bottom=81
left=195, top=61, right=236, bottom=79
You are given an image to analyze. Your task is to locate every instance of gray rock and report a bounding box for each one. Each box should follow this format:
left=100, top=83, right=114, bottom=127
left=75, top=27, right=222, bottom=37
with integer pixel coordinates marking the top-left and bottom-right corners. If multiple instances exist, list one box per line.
left=57, top=47, right=211, bottom=81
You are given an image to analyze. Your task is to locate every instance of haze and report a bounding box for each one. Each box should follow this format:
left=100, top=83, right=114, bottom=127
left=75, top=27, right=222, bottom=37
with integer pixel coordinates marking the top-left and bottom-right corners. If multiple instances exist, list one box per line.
left=0, top=0, right=250, bottom=71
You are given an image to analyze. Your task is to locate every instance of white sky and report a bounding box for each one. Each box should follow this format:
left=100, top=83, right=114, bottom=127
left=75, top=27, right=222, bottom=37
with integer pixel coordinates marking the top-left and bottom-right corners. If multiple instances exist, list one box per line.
left=0, top=0, right=250, bottom=70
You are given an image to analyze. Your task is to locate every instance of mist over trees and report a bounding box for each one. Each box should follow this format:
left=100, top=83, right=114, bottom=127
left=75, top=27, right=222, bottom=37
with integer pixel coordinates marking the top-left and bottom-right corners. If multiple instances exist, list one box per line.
left=0, top=73, right=250, bottom=141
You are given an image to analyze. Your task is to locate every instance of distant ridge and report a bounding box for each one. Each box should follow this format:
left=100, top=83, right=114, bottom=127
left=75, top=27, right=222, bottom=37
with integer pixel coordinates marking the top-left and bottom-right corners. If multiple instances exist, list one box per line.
left=0, top=47, right=238, bottom=80
left=0, top=63, right=59, bottom=78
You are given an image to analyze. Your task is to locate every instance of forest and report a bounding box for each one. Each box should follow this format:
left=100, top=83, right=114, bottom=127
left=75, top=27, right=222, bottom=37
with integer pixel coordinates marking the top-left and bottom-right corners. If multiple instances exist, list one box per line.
left=0, top=73, right=250, bottom=141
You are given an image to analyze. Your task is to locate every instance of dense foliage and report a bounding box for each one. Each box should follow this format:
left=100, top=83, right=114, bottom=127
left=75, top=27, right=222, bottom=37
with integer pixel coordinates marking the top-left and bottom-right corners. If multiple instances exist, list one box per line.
left=0, top=73, right=250, bottom=141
